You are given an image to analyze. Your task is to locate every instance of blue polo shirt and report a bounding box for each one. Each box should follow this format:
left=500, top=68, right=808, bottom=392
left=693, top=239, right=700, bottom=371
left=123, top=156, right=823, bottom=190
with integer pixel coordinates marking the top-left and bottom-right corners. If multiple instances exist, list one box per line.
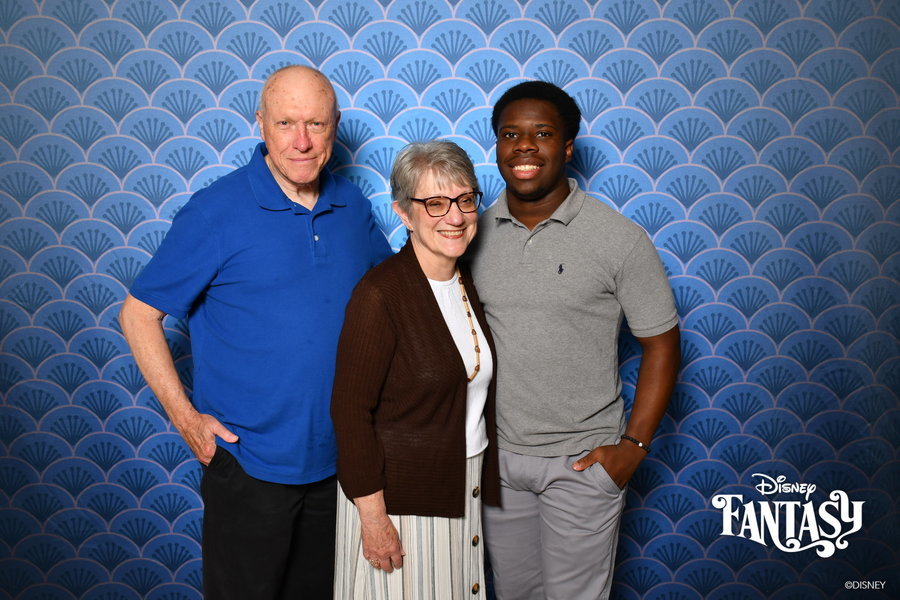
left=130, top=142, right=392, bottom=484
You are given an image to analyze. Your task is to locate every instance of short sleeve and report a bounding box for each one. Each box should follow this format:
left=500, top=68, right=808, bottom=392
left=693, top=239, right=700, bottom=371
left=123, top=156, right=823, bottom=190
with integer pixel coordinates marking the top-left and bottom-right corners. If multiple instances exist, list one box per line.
left=129, top=196, right=220, bottom=318
left=616, top=232, right=678, bottom=338
left=365, top=202, right=394, bottom=266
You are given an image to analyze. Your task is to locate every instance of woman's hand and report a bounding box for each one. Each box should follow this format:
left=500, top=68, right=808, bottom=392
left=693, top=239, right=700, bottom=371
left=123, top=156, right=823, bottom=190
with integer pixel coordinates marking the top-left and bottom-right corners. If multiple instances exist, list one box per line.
left=354, top=490, right=405, bottom=573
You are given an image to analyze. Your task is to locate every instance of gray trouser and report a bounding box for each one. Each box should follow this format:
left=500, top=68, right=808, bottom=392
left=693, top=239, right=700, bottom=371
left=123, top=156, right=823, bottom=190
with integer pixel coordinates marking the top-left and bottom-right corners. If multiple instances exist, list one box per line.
left=483, top=449, right=627, bottom=600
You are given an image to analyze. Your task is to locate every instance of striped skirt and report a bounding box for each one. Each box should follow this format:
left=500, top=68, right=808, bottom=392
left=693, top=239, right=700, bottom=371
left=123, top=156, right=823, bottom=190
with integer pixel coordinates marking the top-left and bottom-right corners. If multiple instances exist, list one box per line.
left=334, top=453, right=486, bottom=599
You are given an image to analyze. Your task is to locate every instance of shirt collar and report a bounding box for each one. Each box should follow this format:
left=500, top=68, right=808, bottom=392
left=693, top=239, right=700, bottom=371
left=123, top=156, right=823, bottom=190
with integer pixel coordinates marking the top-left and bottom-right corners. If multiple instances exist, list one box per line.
left=248, top=142, right=346, bottom=212
left=492, top=178, right=584, bottom=227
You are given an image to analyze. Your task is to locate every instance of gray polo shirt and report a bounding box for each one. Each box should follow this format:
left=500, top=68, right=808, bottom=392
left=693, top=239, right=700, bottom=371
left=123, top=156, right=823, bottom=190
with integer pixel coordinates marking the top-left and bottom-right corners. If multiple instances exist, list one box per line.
left=468, top=180, right=677, bottom=456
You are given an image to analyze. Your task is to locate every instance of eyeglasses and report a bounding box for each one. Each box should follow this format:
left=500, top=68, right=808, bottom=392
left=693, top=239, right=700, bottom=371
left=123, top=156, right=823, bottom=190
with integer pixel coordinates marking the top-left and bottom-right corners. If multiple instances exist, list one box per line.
left=408, top=191, right=482, bottom=217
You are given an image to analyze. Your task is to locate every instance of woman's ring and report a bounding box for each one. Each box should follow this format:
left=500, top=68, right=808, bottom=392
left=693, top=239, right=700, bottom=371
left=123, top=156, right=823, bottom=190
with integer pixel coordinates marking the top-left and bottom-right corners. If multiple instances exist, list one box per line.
left=368, top=558, right=380, bottom=568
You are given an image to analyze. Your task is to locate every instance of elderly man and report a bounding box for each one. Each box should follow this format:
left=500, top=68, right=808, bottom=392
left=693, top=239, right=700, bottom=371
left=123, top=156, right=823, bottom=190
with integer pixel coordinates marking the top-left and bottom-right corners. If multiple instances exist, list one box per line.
left=120, top=65, right=392, bottom=599
left=470, top=80, right=681, bottom=599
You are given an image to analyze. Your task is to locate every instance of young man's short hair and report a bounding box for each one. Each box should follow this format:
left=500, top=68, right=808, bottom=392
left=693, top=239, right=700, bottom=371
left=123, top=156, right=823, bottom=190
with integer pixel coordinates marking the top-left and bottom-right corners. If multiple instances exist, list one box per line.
left=491, top=81, right=582, bottom=141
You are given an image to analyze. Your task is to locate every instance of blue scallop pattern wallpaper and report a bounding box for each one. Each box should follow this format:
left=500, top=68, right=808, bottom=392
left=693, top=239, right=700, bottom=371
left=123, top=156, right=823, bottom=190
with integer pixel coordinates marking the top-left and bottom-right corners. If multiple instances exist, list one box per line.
left=0, top=0, right=898, bottom=598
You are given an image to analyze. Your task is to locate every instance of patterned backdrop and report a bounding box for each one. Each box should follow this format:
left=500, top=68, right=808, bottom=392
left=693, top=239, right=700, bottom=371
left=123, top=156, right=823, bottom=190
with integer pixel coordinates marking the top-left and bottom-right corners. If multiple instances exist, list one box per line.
left=0, top=0, right=898, bottom=598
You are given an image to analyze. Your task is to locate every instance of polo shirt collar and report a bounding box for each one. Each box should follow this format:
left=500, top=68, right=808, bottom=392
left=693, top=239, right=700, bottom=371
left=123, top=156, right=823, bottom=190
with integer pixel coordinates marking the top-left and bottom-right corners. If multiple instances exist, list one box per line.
left=493, top=178, right=584, bottom=227
left=248, top=142, right=347, bottom=211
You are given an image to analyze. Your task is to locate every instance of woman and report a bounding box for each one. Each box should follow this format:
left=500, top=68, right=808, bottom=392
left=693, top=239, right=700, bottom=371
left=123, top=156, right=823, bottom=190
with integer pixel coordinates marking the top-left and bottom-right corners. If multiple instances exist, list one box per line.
left=331, top=140, right=499, bottom=599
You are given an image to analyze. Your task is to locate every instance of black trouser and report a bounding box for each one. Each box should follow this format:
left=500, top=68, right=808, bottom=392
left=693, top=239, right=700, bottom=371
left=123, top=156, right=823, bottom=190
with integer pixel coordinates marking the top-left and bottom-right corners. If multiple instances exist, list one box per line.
left=200, top=447, right=337, bottom=599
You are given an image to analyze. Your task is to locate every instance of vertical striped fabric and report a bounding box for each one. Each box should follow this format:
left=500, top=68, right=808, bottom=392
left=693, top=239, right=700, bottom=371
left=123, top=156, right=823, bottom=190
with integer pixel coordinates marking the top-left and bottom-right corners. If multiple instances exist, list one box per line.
left=335, top=453, right=486, bottom=599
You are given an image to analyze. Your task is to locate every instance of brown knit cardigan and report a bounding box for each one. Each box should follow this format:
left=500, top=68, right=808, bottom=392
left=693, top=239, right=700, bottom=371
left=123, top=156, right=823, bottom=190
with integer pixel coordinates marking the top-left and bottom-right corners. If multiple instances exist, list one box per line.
left=331, top=240, right=500, bottom=517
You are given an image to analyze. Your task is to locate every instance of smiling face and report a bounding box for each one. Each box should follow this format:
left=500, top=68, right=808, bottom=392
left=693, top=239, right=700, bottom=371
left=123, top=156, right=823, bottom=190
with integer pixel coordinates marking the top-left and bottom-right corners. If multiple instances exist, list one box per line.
left=256, top=67, right=339, bottom=202
left=393, top=170, right=479, bottom=280
left=496, top=98, right=574, bottom=210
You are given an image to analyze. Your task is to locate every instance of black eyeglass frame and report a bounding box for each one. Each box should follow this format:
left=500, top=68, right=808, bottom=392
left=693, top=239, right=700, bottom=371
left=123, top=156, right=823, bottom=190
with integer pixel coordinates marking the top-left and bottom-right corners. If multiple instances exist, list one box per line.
left=408, top=191, right=483, bottom=217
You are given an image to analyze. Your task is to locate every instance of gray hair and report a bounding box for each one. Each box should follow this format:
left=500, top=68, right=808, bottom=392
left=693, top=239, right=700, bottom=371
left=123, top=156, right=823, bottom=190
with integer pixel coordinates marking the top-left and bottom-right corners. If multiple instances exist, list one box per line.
left=390, top=140, right=479, bottom=214
left=258, top=65, right=339, bottom=117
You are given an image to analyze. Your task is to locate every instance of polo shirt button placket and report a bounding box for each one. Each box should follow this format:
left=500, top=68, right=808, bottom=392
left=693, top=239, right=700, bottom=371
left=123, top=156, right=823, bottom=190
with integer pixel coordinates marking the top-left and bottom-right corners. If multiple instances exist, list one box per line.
left=311, top=218, right=325, bottom=257
left=523, top=237, right=533, bottom=263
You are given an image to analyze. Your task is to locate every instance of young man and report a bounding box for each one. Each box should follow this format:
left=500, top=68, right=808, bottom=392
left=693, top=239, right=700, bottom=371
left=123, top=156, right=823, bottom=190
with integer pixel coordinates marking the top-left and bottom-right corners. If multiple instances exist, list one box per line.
left=469, top=81, right=680, bottom=599
left=119, top=66, right=392, bottom=599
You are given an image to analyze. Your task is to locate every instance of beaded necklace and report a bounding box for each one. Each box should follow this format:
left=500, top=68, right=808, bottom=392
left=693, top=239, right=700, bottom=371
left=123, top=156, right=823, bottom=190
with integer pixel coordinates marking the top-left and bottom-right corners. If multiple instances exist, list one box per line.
left=456, top=267, right=481, bottom=382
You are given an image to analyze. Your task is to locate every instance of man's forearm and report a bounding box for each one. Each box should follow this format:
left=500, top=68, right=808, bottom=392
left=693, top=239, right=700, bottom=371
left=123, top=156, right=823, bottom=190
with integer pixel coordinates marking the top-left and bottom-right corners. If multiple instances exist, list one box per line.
left=625, top=326, right=681, bottom=445
left=120, top=294, right=196, bottom=428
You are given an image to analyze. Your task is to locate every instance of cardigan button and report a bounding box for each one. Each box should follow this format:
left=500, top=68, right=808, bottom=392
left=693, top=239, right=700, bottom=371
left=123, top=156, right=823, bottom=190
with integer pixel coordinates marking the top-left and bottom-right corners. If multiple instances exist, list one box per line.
left=472, top=535, right=479, bottom=546
left=472, top=486, right=480, bottom=498
left=471, top=583, right=480, bottom=594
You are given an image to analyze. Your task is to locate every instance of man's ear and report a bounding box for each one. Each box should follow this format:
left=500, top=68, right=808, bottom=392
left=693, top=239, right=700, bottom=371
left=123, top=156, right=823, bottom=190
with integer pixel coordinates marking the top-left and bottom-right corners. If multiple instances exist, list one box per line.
left=564, top=138, right=574, bottom=162
left=256, top=111, right=265, bottom=141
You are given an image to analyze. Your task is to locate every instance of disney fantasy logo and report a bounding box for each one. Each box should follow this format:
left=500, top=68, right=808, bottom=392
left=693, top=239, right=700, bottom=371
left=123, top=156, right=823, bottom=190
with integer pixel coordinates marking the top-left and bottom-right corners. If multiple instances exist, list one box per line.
left=711, top=474, right=864, bottom=557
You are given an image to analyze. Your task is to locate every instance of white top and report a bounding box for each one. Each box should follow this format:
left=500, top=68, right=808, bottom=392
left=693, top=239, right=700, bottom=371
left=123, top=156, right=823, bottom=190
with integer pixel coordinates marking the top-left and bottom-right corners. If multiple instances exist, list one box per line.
left=428, top=275, right=492, bottom=457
